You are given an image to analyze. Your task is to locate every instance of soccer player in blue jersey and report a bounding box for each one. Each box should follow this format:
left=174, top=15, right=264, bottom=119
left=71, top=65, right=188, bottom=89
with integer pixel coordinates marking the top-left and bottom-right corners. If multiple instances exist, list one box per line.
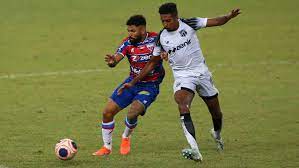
left=92, top=15, right=164, bottom=156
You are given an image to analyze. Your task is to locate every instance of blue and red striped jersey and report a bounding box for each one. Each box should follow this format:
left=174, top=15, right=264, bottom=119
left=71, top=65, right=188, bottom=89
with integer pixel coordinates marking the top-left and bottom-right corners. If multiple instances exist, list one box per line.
left=116, top=32, right=164, bottom=84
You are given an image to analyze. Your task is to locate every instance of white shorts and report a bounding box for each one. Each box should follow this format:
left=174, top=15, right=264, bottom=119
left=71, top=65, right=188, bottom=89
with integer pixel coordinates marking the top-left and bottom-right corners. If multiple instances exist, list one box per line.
left=173, top=73, right=219, bottom=97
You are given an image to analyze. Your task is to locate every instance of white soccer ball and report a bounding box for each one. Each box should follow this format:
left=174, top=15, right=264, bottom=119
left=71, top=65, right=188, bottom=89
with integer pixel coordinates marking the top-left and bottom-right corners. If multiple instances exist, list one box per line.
left=55, top=138, right=78, bottom=160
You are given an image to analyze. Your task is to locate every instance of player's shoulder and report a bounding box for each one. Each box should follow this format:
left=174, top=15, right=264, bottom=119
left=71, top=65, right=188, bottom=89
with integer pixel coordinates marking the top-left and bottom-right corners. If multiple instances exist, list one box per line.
left=180, top=18, right=197, bottom=28
left=158, top=29, right=168, bottom=37
left=180, top=17, right=197, bottom=23
left=119, top=37, right=131, bottom=46
left=180, top=17, right=207, bottom=30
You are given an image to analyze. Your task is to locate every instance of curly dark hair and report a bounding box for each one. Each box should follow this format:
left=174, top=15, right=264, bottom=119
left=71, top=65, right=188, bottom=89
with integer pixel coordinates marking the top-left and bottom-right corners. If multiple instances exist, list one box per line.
left=126, top=15, right=146, bottom=26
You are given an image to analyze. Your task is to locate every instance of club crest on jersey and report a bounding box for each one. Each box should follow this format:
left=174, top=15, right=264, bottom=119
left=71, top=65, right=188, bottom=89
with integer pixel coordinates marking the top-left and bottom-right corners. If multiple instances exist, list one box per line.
left=179, top=29, right=187, bottom=37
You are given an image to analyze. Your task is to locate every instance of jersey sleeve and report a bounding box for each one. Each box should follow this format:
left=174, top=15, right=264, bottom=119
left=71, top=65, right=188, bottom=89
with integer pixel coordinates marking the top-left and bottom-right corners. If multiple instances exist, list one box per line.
left=152, top=30, right=163, bottom=56
left=181, top=17, right=208, bottom=30
left=152, top=45, right=161, bottom=56
left=115, top=39, right=128, bottom=56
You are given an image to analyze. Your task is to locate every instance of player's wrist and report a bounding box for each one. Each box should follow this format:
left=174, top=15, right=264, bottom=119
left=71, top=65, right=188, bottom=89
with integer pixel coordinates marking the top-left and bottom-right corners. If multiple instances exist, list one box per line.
left=108, top=57, right=117, bottom=67
left=225, top=14, right=232, bottom=20
left=130, top=80, right=137, bottom=86
left=108, top=61, right=116, bottom=67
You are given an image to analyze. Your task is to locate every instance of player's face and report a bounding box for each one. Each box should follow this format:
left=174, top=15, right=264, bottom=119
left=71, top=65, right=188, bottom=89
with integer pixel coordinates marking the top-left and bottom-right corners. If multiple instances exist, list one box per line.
left=127, top=25, right=145, bottom=44
left=160, top=14, right=179, bottom=31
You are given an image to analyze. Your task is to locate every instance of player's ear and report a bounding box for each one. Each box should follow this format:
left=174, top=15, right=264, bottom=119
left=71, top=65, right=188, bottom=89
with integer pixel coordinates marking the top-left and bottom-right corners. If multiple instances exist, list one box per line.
left=172, top=13, right=178, bottom=20
left=140, top=25, right=146, bottom=33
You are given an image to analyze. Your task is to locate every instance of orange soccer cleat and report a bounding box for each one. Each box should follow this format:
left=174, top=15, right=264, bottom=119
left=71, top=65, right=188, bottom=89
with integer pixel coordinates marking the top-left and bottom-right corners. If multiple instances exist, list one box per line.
left=120, top=137, right=131, bottom=155
left=92, top=146, right=111, bottom=156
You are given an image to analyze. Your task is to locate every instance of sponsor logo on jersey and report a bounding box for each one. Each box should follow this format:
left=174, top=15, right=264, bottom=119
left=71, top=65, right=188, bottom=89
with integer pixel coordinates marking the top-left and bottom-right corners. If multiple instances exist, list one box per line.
left=168, top=39, right=191, bottom=55
left=179, top=29, right=187, bottom=37
left=131, top=55, right=151, bottom=62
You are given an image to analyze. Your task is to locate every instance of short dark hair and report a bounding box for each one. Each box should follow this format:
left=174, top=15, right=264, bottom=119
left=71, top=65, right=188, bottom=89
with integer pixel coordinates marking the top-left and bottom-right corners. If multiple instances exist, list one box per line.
left=126, top=15, right=146, bottom=26
left=159, top=2, right=178, bottom=16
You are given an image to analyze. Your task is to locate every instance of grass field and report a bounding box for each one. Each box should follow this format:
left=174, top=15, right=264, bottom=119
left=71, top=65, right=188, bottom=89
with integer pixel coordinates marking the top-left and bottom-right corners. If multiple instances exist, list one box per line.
left=0, top=0, right=298, bottom=167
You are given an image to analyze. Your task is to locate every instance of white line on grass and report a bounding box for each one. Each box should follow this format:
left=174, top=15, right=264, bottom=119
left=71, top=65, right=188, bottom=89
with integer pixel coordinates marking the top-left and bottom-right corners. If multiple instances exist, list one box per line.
left=0, top=60, right=297, bottom=80
left=0, top=68, right=128, bottom=79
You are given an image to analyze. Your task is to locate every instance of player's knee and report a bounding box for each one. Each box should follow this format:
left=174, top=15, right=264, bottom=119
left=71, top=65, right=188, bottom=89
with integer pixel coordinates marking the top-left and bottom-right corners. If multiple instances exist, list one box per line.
left=178, top=103, right=189, bottom=113
left=127, top=112, right=138, bottom=119
left=102, top=109, right=114, bottom=120
left=129, top=101, right=145, bottom=117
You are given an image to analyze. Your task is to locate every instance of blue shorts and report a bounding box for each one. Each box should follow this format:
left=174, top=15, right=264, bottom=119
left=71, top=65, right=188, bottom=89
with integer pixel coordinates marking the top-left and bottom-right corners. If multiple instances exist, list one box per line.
left=110, top=77, right=160, bottom=115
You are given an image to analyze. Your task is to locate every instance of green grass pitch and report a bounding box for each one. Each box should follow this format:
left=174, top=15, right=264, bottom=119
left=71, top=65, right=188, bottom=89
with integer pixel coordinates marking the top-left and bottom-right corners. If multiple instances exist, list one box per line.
left=0, top=0, right=298, bottom=167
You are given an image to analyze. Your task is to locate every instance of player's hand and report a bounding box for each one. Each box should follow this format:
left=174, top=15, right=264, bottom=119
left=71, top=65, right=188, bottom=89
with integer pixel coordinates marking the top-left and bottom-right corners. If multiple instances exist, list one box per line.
left=117, top=82, right=133, bottom=95
left=229, top=8, right=241, bottom=19
left=160, top=52, right=168, bottom=61
left=105, top=54, right=116, bottom=67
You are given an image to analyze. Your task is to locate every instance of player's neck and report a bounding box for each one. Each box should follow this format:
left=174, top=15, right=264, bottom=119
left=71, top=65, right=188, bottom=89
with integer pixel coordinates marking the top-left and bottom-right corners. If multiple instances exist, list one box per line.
left=173, top=21, right=179, bottom=31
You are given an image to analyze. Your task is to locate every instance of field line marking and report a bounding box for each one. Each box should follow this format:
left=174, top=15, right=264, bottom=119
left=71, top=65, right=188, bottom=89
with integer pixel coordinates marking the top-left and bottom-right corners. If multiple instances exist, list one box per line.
left=0, top=68, right=128, bottom=79
left=0, top=60, right=297, bottom=80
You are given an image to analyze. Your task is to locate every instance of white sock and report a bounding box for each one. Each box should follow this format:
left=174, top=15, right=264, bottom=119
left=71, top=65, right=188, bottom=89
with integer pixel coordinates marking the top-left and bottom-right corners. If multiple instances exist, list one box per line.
left=122, top=126, right=134, bottom=138
left=102, top=120, right=114, bottom=150
left=214, top=129, right=221, bottom=140
left=181, top=120, right=199, bottom=151
left=122, top=117, right=137, bottom=138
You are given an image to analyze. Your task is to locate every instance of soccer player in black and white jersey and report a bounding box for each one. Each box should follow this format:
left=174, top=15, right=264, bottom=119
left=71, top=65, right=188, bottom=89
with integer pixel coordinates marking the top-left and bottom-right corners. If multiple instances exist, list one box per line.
left=118, top=3, right=241, bottom=161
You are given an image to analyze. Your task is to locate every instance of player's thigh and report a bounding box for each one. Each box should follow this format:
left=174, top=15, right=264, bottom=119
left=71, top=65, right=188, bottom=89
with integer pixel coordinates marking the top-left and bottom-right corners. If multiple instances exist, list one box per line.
left=102, top=98, right=123, bottom=117
left=196, top=74, right=219, bottom=98
left=174, top=89, right=194, bottom=106
left=130, top=86, right=159, bottom=116
left=202, top=95, right=221, bottom=114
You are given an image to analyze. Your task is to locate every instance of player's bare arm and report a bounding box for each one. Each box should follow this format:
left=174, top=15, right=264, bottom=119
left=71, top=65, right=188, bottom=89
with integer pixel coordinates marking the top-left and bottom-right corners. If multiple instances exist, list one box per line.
left=160, top=51, right=168, bottom=61
left=206, top=8, right=241, bottom=27
left=117, top=56, right=162, bottom=95
left=105, top=53, right=124, bottom=67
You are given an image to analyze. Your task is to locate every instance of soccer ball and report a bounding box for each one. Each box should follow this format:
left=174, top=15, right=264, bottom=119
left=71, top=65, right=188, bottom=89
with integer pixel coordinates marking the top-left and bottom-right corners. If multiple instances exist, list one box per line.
left=55, top=138, right=78, bottom=160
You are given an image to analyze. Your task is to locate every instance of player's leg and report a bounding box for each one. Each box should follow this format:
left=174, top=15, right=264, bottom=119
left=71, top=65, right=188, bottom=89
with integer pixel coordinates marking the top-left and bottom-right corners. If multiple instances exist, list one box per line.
left=174, top=78, right=202, bottom=161
left=202, top=95, right=224, bottom=150
left=93, top=80, right=134, bottom=156
left=93, top=99, right=122, bottom=156
left=120, top=100, right=145, bottom=155
left=202, top=95, right=222, bottom=138
left=197, top=73, right=223, bottom=150
left=120, top=85, right=159, bottom=155
left=122, top=100, right=144, bottom=138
